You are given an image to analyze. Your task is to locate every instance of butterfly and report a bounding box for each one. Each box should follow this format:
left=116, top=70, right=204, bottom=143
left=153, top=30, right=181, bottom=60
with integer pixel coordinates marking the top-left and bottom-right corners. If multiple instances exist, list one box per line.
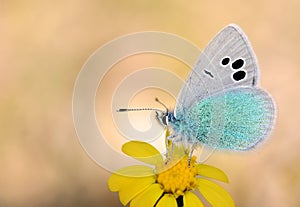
left=119, top=24, right=276, bottom=158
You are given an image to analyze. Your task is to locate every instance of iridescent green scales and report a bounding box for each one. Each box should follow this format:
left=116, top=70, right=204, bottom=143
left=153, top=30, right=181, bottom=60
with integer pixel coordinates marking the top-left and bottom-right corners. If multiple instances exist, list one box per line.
left=171, top=87, right=275, bottom=150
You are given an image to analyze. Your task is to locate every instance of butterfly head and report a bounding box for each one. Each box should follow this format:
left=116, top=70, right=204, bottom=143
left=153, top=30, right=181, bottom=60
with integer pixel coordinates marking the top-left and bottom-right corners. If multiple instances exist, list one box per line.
left=154, top=98, right=174, bottom=127
left=155, top=110, right=169, bottom=126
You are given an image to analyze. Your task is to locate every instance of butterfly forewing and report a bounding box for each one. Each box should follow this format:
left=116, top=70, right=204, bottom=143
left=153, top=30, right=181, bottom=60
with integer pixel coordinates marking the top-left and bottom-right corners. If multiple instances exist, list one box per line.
left=175, top=24, right=259, bottom=116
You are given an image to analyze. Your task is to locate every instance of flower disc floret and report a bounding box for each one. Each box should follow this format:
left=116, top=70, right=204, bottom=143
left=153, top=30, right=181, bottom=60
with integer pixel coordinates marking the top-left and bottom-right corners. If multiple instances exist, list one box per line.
left=157, top=156, right=198, bottom=197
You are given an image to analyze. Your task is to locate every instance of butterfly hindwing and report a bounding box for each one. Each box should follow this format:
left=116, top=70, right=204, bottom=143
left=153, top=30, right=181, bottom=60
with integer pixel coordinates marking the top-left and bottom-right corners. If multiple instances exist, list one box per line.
left=181, top=87, right=276, bottom=150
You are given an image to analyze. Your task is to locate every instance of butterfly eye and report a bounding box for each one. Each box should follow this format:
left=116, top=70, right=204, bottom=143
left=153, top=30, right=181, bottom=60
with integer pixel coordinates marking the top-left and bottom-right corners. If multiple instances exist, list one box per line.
left=232, top=70, right=246, bottom=81
left=231, top=58, right=245, bottom=70
left=162, top=116, right=168, bottom=125
left=220, top=56, right=231, bottom=67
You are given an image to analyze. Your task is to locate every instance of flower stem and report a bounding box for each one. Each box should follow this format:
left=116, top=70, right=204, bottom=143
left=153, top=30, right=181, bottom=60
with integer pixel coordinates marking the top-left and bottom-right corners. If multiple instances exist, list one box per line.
left=176, top=196, right=183, bottom=207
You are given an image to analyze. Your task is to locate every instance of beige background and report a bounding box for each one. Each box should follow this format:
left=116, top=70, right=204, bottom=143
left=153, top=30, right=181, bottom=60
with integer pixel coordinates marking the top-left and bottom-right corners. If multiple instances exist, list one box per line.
left=1, top=0, right=299, bottom=206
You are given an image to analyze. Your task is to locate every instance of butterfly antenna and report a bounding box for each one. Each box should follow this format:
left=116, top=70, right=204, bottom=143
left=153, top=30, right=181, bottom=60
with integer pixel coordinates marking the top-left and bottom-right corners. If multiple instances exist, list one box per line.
left=155, top=98, right=168, bottom=113
left=116, top=108, right=164, bottom=113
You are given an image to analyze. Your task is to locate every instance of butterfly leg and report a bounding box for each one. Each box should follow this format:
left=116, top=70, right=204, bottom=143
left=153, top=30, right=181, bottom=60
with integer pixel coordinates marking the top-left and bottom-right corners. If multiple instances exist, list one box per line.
left=188, top=143, right=197, bottom=167
left=165, top=134, right=177, bottom=164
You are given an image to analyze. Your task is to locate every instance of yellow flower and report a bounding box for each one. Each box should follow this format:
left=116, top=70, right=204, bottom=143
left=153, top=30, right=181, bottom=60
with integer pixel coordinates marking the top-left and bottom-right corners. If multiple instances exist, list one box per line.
left=108, top=140, right=235, bottom=207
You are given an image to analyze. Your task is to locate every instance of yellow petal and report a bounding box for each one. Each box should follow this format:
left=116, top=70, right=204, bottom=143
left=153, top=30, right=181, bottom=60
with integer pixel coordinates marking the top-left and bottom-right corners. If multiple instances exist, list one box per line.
left=156, top=194, right=177, bottom=207
left=122, top=141, right=163, bottom=165
left=112, top=165, right=155, bottom=177
left=130, top=184, right=163, bottom=207
left=108, top=174, right=133, bottom=192
left=197, top=178, right=235, bottom=207
left=183, top=192, right=204, bottom=207
left=197, top=164, right=229, bottom=183
left=119, top=176, right=155, bottom=206
left=108, top=165, right=155, bottom=192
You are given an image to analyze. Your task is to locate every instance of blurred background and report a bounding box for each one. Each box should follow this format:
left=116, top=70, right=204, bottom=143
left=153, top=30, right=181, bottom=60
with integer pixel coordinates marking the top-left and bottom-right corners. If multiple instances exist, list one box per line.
left=1, top=0, right=300, bottom=206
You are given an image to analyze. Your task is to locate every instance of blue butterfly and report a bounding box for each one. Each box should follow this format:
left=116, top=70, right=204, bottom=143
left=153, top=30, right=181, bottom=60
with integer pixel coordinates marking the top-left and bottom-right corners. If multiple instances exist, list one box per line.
left=119, top=24, right=276, bottom=157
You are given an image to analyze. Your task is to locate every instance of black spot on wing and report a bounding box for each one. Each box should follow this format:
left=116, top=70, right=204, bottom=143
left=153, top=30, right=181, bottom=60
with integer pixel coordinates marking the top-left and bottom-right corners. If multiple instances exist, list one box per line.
left=231, top=58, right=245, bottom=70
left=232, top=70, right=246, bottom=81
left=203, top=69, right=214, bottom=78
left=220, top=56, right=231, bottom=67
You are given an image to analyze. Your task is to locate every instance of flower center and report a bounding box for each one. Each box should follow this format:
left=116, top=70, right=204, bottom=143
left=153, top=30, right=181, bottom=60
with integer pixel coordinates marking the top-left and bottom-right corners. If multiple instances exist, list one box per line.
left=156, top=156, right=197, bottom=197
